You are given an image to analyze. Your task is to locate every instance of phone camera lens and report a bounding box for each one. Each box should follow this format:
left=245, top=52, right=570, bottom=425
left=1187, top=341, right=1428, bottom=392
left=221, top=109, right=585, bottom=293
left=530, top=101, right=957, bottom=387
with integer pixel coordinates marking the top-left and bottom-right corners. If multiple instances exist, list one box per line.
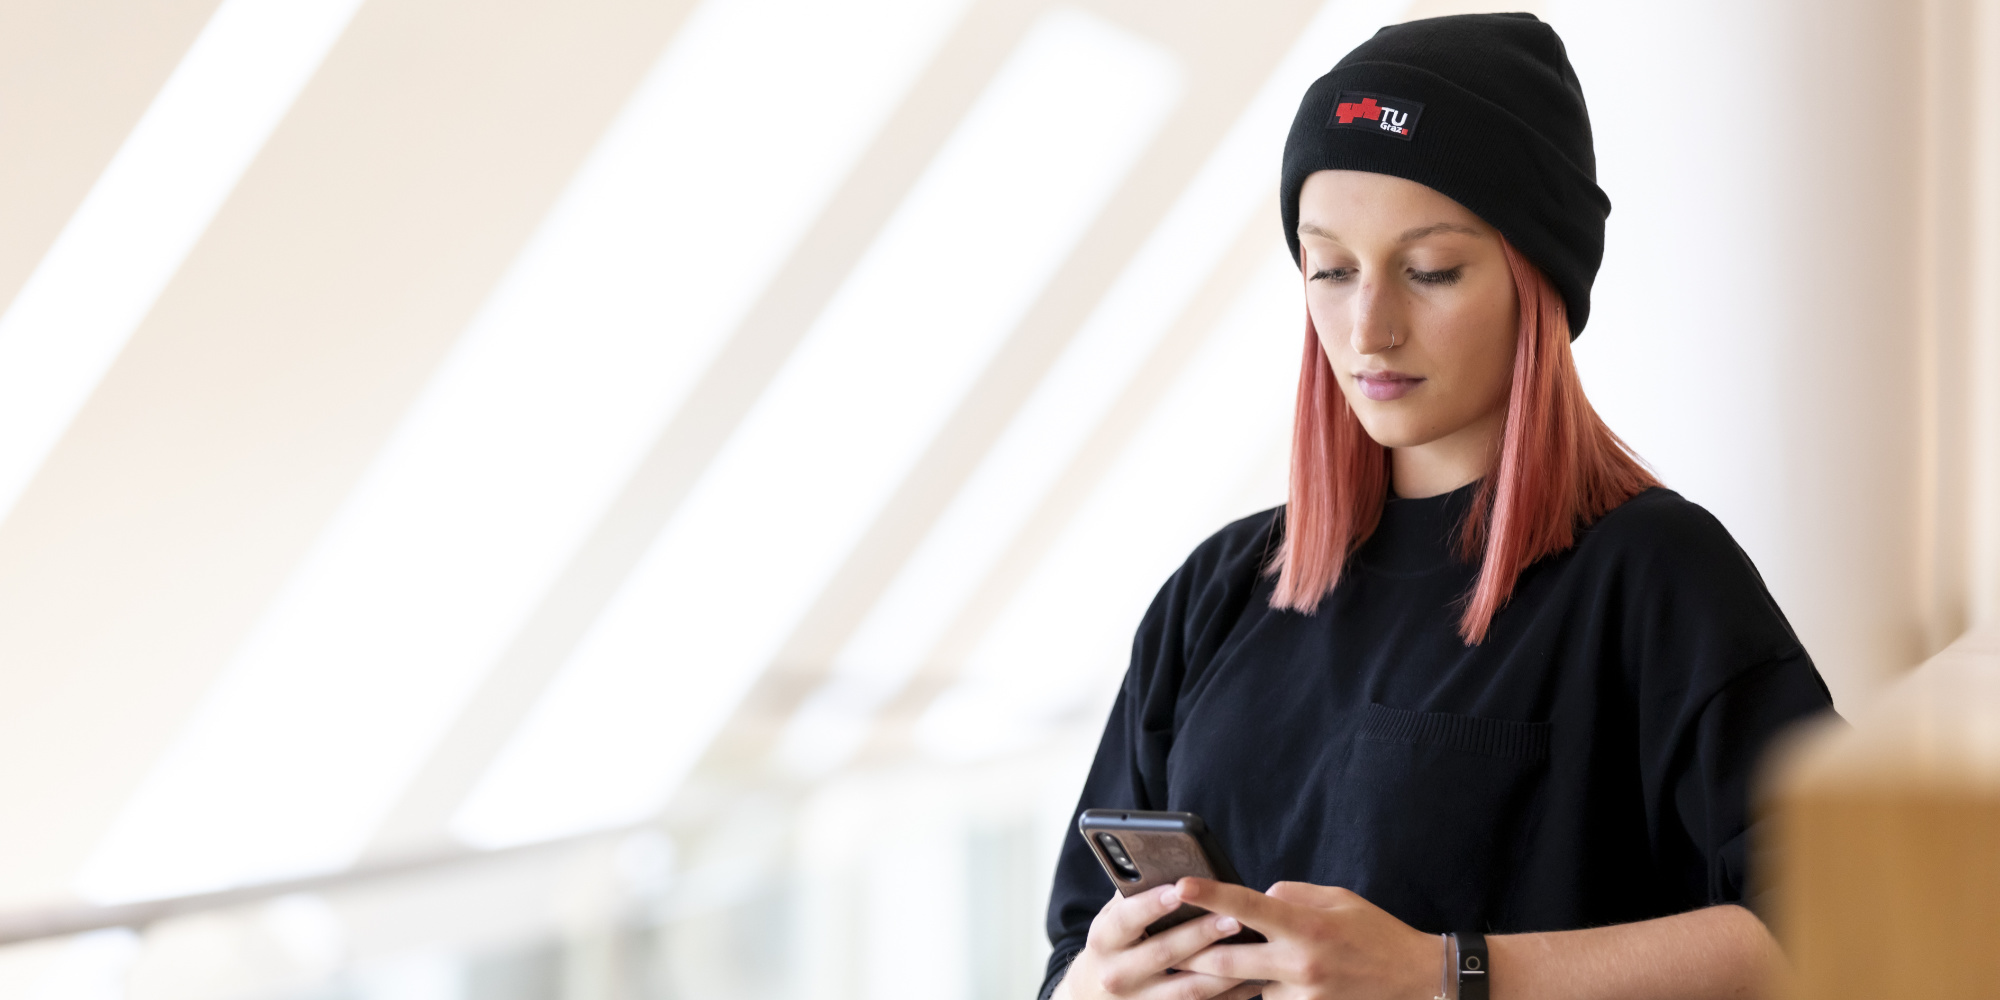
left=1096, top=833, right=1142, bottom=881
left=1095, top=833, right=1125, bottom=859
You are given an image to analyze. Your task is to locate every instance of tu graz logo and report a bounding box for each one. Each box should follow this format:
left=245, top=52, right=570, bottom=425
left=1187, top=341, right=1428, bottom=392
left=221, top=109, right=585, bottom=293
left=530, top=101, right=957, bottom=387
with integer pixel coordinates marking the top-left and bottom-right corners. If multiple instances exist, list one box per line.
left=1326, top=91, right=1425, bottom=142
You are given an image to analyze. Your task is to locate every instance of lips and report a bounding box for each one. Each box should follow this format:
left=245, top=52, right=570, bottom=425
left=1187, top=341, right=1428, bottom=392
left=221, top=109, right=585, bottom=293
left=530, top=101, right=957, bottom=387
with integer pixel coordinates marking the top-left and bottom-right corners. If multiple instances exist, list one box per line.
left=1355, top=370, right=1424, bottom=401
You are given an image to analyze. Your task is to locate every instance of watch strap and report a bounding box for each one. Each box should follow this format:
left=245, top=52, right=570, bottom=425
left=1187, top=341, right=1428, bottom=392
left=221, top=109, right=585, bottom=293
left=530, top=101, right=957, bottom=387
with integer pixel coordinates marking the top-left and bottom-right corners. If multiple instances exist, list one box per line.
left=1453, top=931, right=1488, bottom=1000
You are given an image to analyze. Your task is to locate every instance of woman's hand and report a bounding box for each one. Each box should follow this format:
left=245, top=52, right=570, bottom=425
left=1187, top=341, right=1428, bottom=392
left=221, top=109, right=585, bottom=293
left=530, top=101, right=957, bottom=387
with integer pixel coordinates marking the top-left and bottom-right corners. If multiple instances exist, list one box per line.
left=1054, top=883, right=1266, bottom=1000
left=1172, top=879, right=1438, bottom=1000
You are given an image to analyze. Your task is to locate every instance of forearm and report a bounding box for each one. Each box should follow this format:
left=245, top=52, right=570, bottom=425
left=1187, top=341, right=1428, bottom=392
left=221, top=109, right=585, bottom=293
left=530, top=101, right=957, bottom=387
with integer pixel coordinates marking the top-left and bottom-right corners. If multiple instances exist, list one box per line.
left=1488, top=904, right=1779, bottom=1000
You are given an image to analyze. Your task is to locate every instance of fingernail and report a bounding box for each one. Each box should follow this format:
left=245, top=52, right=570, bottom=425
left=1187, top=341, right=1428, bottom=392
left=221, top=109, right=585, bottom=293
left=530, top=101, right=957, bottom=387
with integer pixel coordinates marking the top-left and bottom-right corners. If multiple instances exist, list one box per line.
left=1159, top=887, right=1179, bottom=907
left=1215, top=916, right=1240, bottom=933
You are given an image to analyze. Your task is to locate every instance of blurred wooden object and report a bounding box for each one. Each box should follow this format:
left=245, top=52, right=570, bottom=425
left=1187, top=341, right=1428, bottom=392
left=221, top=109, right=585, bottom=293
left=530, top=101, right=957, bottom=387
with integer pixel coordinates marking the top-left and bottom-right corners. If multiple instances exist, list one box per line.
left=1764, top=626, right=2000, bottom=998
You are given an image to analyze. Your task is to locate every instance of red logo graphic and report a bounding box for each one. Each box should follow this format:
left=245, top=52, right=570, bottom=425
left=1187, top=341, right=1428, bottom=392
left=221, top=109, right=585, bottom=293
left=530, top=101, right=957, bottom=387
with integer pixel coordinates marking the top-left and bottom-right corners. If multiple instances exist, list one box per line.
left=1327, top=91, right=1423, bottom=140
left=1335, top=97, right=1384, bottom=123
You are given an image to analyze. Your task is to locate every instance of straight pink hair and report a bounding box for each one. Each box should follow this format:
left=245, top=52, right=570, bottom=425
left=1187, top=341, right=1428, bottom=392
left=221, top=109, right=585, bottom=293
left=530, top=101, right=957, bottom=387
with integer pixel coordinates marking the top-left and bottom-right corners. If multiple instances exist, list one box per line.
left=1268, top=237, right=1658, bottom=643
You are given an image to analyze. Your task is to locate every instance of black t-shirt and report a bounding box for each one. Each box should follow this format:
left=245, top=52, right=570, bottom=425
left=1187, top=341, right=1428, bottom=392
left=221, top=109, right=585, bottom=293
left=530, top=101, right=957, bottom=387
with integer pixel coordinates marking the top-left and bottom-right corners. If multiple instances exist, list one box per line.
left=1040, top=484, right=1836, bottom=998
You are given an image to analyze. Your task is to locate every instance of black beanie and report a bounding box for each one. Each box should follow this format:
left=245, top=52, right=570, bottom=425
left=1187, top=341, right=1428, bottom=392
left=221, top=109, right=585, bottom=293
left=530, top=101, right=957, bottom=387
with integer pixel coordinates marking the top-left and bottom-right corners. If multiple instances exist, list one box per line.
left=1280, top=13, right=1609, bottom=336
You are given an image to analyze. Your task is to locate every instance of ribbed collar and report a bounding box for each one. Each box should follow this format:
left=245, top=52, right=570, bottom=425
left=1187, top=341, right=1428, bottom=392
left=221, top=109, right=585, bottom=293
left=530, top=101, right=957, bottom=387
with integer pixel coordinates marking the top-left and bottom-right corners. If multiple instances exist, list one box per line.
left=1353, top=480, right=1481, bottom=575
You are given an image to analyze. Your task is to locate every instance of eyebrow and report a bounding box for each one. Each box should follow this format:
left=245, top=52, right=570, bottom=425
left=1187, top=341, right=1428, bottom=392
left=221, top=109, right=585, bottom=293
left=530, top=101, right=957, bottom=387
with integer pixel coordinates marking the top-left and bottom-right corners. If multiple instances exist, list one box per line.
left=1396, top=222, right=1481, bottom=242
left=1295, top=221, right=1481, bottom=243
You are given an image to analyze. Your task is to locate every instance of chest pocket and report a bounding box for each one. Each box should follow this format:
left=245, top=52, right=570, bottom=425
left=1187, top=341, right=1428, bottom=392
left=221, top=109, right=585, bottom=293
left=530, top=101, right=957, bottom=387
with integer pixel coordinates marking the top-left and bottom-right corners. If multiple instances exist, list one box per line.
left=1332, top=703, right=1552, bottom=931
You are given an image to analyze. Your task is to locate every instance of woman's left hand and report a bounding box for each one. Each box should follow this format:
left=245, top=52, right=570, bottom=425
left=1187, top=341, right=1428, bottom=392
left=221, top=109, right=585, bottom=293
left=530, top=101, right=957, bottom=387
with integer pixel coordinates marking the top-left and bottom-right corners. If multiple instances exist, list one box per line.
left=1172, top=878, right=1441, bottom=1000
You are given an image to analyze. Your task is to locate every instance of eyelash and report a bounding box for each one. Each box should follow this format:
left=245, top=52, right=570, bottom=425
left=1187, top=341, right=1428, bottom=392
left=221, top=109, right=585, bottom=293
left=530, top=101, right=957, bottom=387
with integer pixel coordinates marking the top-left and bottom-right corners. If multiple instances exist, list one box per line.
left=1309, top=267, right=1464, bottom=285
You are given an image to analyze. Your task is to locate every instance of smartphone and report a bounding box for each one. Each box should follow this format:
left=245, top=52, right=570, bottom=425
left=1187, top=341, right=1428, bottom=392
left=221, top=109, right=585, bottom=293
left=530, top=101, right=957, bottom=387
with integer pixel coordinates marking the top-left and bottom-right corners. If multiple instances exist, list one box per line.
left=1078, top=808, right=1265, bottom=943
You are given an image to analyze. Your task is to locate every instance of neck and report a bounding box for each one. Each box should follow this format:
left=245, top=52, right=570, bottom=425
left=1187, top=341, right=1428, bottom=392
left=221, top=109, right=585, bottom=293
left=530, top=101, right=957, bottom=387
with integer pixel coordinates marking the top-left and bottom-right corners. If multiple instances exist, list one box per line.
left=1391, top=408, right=1505, bottom=498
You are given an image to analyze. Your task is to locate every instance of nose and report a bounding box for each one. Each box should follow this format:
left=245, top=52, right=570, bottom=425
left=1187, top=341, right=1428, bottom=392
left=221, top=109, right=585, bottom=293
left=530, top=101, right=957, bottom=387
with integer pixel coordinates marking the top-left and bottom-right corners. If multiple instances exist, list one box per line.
left=1349, top=277, right=1402, bottom=355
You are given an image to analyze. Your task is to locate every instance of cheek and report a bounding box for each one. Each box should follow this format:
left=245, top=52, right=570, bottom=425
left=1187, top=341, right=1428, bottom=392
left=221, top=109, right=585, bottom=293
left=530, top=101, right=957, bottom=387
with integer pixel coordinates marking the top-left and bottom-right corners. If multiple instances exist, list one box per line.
left=1401, top=306, right=1517, bottom=434
left=1305, top=293, right=1349, bottom=360
left=1469, top=316, right=1520, bottom=405
left=1488, top=345, right=1520, bottom=406
left=1430, top=357, right=1514, bottom=444
left=1430, top=285, right=1517, bottom=396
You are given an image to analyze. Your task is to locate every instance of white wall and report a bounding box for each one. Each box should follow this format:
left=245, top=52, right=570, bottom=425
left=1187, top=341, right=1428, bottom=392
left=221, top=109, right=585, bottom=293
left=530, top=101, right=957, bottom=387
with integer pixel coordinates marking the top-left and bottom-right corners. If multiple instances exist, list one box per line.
left=1556, top=0, right=1928, bottom=708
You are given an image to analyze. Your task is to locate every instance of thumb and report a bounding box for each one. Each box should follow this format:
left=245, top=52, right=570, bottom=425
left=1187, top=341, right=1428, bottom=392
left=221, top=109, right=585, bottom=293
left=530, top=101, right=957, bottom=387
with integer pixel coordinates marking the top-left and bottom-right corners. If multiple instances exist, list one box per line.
left=1265, top=881, right=1357, bottom=908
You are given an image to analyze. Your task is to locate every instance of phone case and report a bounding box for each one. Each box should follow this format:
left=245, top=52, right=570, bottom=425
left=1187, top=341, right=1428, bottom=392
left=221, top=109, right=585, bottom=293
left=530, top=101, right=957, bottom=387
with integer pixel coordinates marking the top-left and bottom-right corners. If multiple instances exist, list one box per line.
left=1077, top=809, right=1265, bottom=943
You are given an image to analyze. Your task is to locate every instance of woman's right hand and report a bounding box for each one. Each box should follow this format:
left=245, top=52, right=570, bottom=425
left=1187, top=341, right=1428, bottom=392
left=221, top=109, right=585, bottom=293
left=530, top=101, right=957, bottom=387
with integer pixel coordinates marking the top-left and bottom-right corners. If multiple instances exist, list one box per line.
left=1054, top=883, right=1265, bottom=1000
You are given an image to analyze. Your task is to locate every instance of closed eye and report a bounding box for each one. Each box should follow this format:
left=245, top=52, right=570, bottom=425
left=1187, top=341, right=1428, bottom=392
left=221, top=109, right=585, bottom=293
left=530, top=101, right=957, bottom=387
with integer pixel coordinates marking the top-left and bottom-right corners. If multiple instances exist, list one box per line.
left=1310, top=267, right=1356, bottom=282
left=1410, top=267, right=1462, bottom=286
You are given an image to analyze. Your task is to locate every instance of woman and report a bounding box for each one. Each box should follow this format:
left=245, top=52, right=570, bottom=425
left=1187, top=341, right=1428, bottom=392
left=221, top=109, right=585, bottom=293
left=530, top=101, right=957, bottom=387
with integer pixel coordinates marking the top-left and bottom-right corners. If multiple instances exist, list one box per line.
left=1042, top=14, right=1835, bottom=1000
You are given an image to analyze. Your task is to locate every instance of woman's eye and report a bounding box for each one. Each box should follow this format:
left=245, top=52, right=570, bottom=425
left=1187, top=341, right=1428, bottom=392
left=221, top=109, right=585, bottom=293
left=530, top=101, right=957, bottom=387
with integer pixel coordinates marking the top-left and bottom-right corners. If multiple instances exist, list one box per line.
left=1410, top=267, right=1463, bottom=286
left=1310, top=267, right=1356, bottom=282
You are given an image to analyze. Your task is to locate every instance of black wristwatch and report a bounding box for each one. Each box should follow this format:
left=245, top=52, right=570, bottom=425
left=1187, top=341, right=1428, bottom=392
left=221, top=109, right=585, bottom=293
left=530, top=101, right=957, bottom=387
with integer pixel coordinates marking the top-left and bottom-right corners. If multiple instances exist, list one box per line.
left=1453, top=932, right=1488, bottom=1000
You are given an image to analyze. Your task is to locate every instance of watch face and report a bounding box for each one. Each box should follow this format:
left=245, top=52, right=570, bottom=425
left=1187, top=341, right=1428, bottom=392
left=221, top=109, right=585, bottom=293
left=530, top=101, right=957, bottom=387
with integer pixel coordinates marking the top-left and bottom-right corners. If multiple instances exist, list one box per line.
left=1455, top=933, right=1489, bottom=999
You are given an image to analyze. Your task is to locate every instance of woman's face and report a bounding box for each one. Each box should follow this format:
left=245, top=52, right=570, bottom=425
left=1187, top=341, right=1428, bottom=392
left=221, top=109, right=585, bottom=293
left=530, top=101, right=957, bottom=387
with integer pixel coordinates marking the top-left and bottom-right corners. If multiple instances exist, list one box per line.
left=1297, top=170, right=1518, bottom=459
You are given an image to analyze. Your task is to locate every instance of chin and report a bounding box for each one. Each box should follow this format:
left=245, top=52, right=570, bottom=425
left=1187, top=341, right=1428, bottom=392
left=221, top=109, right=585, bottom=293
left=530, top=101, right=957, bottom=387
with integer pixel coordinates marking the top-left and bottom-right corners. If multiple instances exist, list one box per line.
left=1350, top=411, right=1433, bottom=450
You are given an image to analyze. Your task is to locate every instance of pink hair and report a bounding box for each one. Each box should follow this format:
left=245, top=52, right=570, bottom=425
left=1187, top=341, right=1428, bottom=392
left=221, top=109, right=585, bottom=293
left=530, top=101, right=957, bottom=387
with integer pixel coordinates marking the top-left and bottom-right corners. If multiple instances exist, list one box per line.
left=1267, top=237, right=1658, bottom=643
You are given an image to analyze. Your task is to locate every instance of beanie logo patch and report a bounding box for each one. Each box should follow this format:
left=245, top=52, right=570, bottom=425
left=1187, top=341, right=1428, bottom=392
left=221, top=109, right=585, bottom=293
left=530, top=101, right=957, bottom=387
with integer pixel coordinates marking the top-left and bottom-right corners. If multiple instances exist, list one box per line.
left=1327, top=91, right=1424, bottom=141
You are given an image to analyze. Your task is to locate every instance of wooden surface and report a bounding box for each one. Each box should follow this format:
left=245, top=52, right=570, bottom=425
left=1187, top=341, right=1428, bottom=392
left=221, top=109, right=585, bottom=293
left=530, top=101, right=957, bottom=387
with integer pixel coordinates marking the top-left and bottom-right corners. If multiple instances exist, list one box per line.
left=1763, top=627, right=2000, bottom=998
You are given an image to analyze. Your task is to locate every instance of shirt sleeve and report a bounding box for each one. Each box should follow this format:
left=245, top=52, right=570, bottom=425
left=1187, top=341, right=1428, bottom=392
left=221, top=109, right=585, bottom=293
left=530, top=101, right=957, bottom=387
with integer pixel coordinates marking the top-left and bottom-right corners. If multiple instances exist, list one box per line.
left=1037, top=512, right=1276, bottom=1000
left=1616, top=496, right=1838, bottom=914
left=1037, top=585, right=1183, bottom=999
left=1671, top=650, right=1836, bottom=912
left=1036, top=691, right=1138, bottom=1000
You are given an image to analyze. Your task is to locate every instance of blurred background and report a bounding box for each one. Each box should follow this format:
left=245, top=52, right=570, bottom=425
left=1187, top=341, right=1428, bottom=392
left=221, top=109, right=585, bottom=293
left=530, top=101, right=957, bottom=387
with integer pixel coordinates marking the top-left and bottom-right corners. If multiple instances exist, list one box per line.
left=0, top=0, right=1995, bottom=997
